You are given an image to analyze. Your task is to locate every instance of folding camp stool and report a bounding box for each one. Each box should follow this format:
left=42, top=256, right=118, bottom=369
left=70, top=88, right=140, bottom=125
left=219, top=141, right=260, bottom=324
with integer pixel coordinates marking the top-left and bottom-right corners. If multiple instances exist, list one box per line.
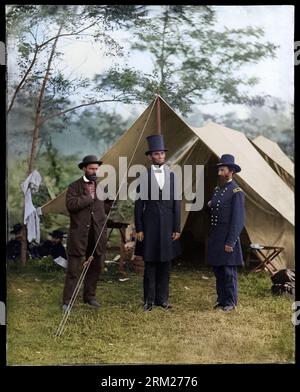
left=248, top=244, right=284, bottom=275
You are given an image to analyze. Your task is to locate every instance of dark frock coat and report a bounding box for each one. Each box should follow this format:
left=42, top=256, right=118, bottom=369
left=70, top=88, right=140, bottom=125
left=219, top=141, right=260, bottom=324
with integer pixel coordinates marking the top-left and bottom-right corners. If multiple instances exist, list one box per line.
left=134, top=166, right=181, bottom=262
left=66, top=177, right=111, bottom=257
left=207, top=179, right=245, bottom=267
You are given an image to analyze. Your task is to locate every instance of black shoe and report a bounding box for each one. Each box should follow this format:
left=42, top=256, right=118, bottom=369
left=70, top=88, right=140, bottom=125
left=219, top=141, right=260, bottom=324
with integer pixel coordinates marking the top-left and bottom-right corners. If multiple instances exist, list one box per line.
left=144, top=303, right=153, bottom=311
left=213, top=302, right=223, bottom=309
left=84, top=299, right=100, bottom=308
left=221, top=305, right=235, bottom=312
left=160, top=303, right=172, bottom=310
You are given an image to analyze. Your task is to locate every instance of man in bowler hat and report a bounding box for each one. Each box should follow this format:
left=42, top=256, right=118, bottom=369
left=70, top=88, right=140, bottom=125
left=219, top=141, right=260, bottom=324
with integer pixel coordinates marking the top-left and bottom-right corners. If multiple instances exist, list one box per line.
left=134, top=135, right=181, bottom=311
left=207, top=154, right=245, bottom=312
left=62, top=155, right=112, bottom=311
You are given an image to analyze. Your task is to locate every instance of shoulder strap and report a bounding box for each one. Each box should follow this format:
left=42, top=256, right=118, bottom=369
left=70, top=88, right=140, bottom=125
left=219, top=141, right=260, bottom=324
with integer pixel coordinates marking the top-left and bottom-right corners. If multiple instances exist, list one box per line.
left=233, top=187, right=243, bottom=193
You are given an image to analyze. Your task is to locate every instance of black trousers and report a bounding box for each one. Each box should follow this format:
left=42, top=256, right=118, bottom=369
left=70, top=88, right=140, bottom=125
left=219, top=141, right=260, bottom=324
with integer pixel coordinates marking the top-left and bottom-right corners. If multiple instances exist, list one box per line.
left=63, top=224, right=102, bottom=304
left=212, top=266, right=238, bottom=307
left=143, top=261, right=171, bottom=305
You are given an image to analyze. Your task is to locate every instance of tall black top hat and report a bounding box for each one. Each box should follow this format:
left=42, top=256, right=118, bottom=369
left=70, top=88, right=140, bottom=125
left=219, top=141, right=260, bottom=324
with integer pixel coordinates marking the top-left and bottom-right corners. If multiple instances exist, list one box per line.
left=216, top=154, right=241, bottom=173
left=145, top=135, right=168, bottom=156
left=78, top=155, right=102, bottom=169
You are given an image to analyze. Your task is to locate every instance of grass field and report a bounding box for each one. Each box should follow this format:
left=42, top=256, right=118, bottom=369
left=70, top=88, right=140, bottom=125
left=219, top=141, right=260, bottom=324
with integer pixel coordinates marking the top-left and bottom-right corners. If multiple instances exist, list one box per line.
left=6, top=261, right=295, bottom=365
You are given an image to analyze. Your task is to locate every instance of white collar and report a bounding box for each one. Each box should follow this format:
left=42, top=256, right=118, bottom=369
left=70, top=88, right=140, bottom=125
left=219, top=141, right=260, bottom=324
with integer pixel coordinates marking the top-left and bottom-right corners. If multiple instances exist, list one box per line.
left=83, top=175, right=90, bottom=182
left=151, top=164, right=164, bottom=171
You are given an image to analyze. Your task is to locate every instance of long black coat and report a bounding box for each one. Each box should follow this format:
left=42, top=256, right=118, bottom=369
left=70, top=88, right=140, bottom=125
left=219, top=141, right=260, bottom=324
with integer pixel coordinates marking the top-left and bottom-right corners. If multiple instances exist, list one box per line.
left=207, top=179, right=245, bottom=266
left=66, top=178, right=111, bottom=257
left=134, top=166, right=181, bottom=262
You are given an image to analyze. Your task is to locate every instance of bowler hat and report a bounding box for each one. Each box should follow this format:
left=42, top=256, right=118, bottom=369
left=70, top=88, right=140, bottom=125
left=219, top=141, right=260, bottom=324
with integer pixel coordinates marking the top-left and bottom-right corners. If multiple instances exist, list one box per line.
left=78, top=155, right=102, bottom=169
left=145, top=135, right=168, bottom=155
left=10, top=223, right=22, bottom=234
left=49, top=230, right=66, bottom=239
left=216, top=154, right=241, bottom=173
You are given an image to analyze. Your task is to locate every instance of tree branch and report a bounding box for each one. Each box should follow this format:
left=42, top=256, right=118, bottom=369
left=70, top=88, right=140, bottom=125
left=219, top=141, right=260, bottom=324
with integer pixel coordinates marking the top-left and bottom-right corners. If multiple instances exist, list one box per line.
left=7, top=45, right=39, bottom=114
left=41, top=96, right=130, bottom=123
left=159, top=7, right=169, bottom=90
left=7, top=20, right=100, bottom=113
left=38, top=20, right=99, bottom=50
left=28, top=24, right=63, bottom=174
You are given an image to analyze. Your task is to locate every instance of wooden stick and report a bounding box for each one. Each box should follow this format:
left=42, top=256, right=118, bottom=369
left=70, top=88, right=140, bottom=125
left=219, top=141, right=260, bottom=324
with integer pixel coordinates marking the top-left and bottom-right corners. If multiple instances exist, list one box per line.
left=157, top=96, right=161, bottom=134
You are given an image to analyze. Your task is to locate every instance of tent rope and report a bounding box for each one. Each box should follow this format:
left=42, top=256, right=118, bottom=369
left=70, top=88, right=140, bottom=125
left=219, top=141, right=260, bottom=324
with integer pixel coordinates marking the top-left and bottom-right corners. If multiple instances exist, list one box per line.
left=55, top=97, right=158, bottom=337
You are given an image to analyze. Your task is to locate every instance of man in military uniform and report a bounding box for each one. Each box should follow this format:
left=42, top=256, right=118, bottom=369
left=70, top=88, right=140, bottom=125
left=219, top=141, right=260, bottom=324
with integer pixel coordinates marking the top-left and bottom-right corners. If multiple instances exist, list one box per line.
left=134, top=135, right=181, bottom=311
left=207, top=154, right=245, bottom=312
left=62, top=155, right=112, bottom=311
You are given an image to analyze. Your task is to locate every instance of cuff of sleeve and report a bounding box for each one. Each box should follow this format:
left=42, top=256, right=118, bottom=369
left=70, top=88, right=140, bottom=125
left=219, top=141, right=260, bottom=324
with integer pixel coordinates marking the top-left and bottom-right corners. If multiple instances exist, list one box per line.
left=226, top=239, right=237, bottom=248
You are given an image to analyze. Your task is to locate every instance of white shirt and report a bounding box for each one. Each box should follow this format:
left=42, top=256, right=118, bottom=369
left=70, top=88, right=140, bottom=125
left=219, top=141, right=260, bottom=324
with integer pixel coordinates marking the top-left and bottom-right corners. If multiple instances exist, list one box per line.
left=151, top=164, right=165, bottom=189
left=83, top=175, right=96, bottom=198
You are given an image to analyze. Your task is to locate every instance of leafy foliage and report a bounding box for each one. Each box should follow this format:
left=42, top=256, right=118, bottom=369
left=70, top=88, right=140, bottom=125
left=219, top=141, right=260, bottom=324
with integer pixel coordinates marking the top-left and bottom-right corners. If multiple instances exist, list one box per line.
left=71, top=109, right=135, bottom=153
left=96, top=5, right=278, bottom=115
left=188, top=97, right=294, bottom=160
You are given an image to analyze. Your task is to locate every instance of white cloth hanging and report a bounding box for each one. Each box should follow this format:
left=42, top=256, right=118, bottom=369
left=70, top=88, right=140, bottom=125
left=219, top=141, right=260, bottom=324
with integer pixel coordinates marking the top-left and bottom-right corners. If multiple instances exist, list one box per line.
left=21, top=170, right=42, bottom=243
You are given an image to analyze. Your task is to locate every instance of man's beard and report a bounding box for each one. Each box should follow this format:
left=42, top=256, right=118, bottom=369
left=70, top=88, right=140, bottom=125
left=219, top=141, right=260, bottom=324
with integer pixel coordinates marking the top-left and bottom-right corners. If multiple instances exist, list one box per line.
left=218, top=175, right=229, bottom=186
left=152, top=161, right=165, bottom=167
left=86, top=173, right=97, bottom=181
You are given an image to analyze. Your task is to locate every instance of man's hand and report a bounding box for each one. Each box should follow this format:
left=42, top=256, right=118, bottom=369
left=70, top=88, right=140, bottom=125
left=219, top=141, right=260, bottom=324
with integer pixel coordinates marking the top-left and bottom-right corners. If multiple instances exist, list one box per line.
left=172, top=232, right=180, bottom=241
left=225, top=244, right=234, bottom=253
left=137, top=232, right=144, bottom=242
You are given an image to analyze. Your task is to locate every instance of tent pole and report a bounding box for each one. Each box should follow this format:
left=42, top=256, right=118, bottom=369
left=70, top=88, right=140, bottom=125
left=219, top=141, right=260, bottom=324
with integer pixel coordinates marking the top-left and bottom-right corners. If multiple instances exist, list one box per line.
left=156, top=96, right=161, bottom=134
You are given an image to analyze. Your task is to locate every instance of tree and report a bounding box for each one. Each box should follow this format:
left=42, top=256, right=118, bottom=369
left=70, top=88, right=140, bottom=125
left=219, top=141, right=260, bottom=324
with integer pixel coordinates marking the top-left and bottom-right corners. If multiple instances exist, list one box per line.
left=7, top=5, right=146, bottom=171
left=188, top=97, right=294, bottom=160
left=96, top=5, right=278, bottom=115
left=6, top=4, right=146, bottom=265
left=71, top=109, right=135, bottom=154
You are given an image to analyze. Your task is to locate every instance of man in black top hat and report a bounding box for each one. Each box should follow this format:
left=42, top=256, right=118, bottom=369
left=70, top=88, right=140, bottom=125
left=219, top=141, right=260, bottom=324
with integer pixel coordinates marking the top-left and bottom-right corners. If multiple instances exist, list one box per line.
left=134, top=135, right=181, bottom=311
left=207, top=154, right=245, bottom=312
left=62, top=155, right=112, bottom=311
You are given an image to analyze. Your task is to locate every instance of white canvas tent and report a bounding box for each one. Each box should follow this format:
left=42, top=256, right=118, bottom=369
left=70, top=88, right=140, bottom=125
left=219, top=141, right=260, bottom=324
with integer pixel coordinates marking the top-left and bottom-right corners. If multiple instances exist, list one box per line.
left=41, top=96, right=294, bottom=270
left=251, top=135, right=294, bottom=191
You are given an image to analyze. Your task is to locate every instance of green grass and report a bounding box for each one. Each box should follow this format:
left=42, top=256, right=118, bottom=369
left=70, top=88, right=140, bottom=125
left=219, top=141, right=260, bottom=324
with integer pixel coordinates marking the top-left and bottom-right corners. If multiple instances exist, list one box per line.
left=6, top=263, right=295, bottom=365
